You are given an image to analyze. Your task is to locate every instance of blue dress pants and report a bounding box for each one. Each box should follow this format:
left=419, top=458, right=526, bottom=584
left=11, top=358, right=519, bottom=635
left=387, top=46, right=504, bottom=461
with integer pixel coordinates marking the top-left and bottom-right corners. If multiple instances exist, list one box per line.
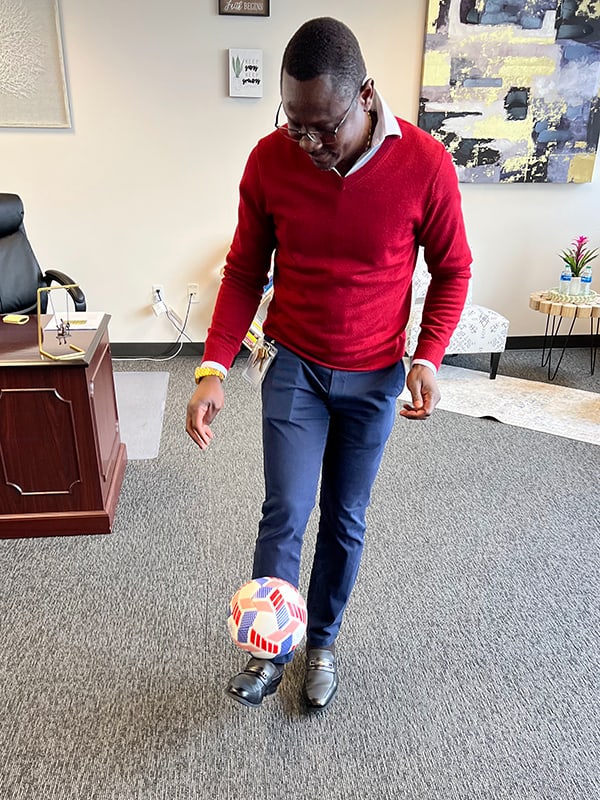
left=252, top=343, right=406, bottom=664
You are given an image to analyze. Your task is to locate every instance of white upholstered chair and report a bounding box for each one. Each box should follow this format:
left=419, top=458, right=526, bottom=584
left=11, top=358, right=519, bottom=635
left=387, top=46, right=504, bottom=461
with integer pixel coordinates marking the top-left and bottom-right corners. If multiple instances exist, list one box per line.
left=405, top=258, right=510, bottom=379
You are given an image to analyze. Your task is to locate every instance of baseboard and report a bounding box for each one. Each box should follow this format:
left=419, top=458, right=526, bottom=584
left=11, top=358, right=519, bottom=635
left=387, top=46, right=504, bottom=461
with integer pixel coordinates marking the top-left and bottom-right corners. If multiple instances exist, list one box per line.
left=505, top=334, right=596, bottom=350
left=110, top=335, right=595, bottom=360
left=110, top=342, right=206, bottom=359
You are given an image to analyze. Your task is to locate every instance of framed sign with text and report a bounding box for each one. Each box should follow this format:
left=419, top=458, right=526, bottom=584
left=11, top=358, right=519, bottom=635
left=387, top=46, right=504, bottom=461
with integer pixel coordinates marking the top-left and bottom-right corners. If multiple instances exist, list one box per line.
left=219, top=0, right=269, bottom=16
left=229, top=49, right=263, bottom=97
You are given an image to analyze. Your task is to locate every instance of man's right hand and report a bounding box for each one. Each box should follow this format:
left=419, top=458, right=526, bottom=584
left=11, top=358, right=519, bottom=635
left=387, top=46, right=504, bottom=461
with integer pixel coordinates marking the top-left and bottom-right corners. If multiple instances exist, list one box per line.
left=186, top=376, right=225, bottom=450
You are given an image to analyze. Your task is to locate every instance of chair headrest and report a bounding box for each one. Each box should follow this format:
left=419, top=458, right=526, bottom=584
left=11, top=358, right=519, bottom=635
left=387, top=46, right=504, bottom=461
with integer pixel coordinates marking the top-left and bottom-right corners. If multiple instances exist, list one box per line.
left=0, top=194, right=25, bottom=238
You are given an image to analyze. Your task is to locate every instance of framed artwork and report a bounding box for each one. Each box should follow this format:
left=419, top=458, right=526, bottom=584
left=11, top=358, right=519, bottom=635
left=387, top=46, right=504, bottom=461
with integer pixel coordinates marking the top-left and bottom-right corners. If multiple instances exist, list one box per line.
left=419, top=0, right=600, bottom=183
left=229, top=49, right=263, bottom=98
left=0, top=0, right=71, bottom=128
left=219, top=0, right=269, bottom=17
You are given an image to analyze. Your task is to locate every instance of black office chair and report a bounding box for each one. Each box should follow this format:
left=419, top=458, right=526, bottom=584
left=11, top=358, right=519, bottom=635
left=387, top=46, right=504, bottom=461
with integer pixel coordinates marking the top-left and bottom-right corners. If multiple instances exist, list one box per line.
left=0, top=193, right=86, bottom=315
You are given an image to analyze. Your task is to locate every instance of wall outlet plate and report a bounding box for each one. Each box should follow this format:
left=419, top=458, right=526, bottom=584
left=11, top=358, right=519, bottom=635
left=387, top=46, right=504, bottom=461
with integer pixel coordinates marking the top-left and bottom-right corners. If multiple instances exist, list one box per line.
left=187, top=283, right=200, bottom=303
left=152, top=284, right=164, bottom=303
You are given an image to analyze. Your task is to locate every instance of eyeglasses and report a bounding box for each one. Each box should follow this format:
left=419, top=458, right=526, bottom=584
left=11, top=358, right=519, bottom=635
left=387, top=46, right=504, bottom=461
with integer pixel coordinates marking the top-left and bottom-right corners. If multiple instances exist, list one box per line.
left=274, top=89, right=360, bottom=145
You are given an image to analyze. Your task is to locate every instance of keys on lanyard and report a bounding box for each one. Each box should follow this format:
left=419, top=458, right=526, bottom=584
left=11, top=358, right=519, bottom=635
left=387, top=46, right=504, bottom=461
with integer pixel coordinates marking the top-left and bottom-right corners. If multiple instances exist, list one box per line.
left=242, top=337, right=278, bottom=386
left=255, top=341, right=272, bottom=371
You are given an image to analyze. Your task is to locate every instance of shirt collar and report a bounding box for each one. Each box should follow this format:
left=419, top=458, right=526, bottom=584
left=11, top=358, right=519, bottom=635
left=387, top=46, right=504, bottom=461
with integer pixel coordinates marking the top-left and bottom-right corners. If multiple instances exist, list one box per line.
left=370, top=89, right=402, bottom=147
left=341, top=89, right=401, bottom=177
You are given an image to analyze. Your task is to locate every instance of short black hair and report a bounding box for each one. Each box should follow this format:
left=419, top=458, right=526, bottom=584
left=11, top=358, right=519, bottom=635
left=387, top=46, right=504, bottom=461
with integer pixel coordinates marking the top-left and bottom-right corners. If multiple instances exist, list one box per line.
left=281, top=17, right=366, bottom=99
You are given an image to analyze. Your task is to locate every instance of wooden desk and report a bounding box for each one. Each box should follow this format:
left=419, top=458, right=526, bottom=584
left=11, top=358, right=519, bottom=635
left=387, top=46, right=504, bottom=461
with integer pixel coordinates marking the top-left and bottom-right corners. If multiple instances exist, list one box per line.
left=529, top=291, right=600, bottom=380
left=0, top=315, right=127, bottom=538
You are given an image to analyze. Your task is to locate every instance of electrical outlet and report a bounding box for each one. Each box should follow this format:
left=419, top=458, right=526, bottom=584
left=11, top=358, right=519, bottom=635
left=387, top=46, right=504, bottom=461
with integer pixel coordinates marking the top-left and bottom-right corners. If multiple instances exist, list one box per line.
left=151, top=284, right=164, bottom=304
left=187, top=282, right=200, bottom=304
left=151, top=284, right=166, bottom=316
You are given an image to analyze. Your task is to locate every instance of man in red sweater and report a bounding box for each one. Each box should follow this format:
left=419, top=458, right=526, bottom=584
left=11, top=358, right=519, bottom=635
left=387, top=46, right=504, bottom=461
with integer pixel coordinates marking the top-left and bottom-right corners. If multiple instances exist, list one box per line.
left=186, top=17, right=472, bottom=711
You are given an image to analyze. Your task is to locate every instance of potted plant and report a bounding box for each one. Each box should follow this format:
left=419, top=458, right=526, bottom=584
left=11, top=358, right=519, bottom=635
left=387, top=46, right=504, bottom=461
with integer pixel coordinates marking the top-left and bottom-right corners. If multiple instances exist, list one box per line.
left=559, top=235, right=598, bottom=294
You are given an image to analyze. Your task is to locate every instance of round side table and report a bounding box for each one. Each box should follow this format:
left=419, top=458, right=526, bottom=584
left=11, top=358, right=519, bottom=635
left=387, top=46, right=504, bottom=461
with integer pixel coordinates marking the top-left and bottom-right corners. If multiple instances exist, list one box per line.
left=529, top=290, right=600, bottom=380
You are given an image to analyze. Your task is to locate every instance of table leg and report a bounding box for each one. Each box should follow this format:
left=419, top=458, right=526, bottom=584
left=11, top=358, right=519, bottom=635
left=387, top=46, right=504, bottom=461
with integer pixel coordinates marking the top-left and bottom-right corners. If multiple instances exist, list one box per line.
left=540, top=312, right=552, bottom=368
left=591, top=317, right=599, bottom=376
left=543, top=314, right=577, bottom=381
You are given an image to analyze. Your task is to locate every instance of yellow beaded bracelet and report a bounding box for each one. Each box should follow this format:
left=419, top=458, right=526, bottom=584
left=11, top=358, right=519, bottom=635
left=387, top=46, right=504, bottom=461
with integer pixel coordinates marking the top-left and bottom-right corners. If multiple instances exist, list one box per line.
left=194, top=366, right=225, bottom=384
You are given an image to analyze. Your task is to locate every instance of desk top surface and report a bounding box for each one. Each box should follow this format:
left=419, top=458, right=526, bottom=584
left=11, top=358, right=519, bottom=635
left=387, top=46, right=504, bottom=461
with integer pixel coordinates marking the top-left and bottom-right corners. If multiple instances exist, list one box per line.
left=0, top=314, right=109, bottom=367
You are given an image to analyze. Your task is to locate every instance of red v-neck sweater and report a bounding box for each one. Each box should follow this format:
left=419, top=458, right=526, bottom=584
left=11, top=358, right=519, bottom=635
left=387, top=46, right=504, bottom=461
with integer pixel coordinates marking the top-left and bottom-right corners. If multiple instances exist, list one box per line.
left=204, top=118, right=472, bottom=372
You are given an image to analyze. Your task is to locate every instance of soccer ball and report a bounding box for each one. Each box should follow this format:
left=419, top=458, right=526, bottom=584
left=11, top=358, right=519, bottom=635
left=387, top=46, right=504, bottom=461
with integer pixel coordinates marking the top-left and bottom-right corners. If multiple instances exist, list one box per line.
left=227, top=577, right=307, bottom=658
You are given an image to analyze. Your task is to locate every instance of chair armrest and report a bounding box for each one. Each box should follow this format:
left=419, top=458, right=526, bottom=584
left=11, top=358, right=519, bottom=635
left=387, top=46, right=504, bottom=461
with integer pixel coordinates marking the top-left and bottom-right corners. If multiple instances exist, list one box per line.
left=44, top=269, right=86, bottom=311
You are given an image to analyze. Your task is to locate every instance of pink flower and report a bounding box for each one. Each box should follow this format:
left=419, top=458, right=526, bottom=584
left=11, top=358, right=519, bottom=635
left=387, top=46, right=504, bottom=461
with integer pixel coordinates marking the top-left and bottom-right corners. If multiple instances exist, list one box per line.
left=559, top=235, right=598, bottom=277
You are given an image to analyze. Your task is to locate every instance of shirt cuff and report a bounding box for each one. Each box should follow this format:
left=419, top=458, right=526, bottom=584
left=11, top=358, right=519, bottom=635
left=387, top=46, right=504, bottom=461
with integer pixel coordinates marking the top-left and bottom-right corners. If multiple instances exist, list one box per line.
left=201, top=360, right=228, bottom=379
left=410, top=358, right=437, bottom=376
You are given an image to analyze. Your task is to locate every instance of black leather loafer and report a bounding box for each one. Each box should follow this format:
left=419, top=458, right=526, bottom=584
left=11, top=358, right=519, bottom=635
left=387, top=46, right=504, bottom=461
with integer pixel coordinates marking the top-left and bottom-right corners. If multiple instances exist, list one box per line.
left=303, top=648, right=338, bottom=711
left=226, top=657, right=285, bottom=708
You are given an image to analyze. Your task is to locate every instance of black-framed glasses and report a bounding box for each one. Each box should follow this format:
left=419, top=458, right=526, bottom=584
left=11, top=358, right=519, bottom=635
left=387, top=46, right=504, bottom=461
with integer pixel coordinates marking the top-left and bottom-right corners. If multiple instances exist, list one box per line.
left=274, top=88, right=360, bottom=145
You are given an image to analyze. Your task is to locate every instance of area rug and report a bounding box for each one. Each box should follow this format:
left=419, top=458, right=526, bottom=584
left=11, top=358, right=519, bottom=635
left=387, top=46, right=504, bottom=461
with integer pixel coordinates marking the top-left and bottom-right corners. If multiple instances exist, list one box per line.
left=113, top=372, right=170, bottom=459
left=400, top=365, right=600, bottom=446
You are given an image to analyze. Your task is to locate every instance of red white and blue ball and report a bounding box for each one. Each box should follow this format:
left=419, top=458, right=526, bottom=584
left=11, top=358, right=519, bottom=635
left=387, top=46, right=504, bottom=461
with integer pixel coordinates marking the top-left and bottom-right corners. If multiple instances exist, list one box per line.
left=227, top=577, right=307, bottom=658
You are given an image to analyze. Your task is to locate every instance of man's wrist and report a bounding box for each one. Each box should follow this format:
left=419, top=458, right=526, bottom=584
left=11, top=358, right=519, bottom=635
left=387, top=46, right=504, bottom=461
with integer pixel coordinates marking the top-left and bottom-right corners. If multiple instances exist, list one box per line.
left=411, top=358, right=437, bottom=376
left=194, top=359, right=229, bottom=384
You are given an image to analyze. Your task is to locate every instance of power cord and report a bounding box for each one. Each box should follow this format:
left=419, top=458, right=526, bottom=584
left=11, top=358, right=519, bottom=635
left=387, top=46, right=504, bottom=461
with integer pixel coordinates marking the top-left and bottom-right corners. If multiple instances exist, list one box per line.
left=114, top=288, right=200, bottom=362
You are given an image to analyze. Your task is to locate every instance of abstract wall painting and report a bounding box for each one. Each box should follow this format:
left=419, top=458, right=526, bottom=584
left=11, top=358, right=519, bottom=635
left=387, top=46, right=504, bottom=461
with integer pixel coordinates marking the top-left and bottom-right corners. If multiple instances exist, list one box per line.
left=0, top=0, right=71, bottom=128
left=419, top=1, right=600, bottom=183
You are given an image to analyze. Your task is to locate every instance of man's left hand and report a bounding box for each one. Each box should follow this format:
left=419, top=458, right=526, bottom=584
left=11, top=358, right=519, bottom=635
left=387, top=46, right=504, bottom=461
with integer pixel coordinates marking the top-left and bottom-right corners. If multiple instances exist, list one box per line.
left=400, top=364, right=441, bottom=420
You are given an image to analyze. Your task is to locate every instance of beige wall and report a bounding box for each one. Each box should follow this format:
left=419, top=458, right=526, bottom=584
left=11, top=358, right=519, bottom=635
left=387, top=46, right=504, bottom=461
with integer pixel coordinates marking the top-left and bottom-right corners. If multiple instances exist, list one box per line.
left=1, top=0, right=598, bottom=342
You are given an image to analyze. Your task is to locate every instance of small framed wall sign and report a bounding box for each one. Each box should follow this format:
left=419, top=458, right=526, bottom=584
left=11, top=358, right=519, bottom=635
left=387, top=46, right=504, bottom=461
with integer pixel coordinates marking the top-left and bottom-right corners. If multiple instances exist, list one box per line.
left=229, top=49, right=263, bottom=97
left=219, top=0, right=269, bottom=16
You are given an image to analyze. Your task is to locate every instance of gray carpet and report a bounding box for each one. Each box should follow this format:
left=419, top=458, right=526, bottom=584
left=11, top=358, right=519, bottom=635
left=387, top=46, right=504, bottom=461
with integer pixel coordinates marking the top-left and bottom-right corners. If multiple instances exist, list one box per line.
left=0, top=350, right=598, bottom=799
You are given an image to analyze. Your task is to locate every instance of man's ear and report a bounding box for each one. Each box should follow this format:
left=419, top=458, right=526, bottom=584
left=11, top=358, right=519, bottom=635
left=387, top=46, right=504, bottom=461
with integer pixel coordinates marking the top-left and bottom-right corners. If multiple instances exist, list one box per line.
left=360, top=78, right=375, bottom=112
